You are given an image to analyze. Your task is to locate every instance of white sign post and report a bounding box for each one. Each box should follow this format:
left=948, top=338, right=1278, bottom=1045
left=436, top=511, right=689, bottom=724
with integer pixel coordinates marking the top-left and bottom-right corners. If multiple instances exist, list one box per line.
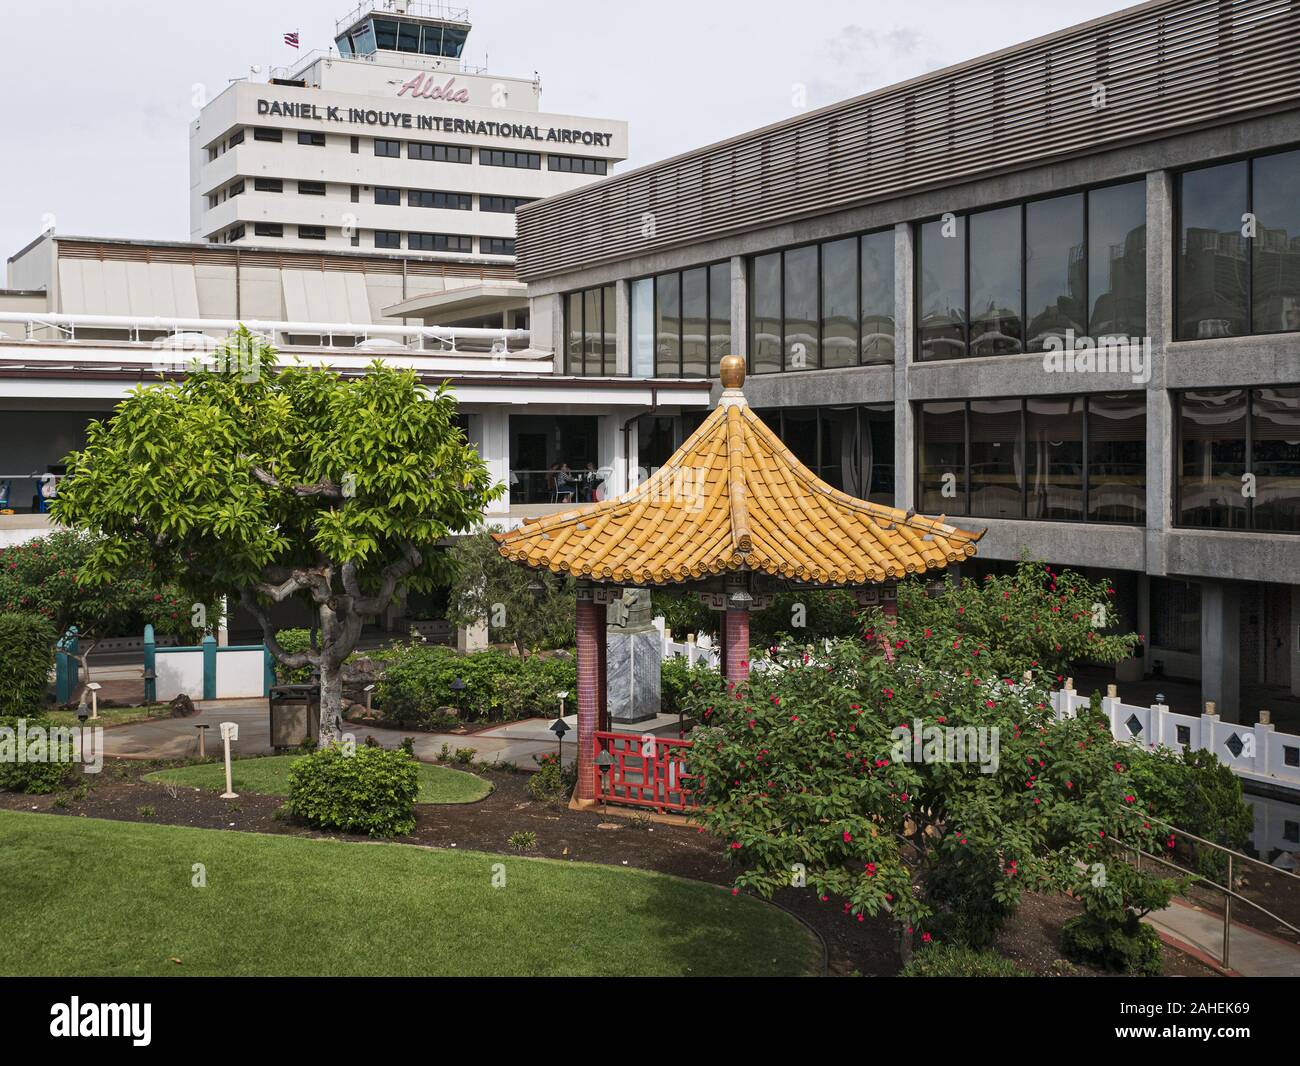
left=86, top=681, right=102, bottom=720
left=219, top=721, right=239, bottom=799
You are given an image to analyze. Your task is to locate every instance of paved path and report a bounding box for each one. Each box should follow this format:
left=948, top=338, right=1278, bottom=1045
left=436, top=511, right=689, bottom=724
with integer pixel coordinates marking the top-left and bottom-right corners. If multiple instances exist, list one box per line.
left=100, top=698, right=572, bottom=768
left=1146, top=898, right=1300, bottom=976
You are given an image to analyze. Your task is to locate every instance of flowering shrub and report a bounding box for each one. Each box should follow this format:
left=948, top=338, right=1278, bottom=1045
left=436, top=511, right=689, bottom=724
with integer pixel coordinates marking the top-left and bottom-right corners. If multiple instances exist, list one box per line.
left=686, top=574, right=1179, bottom=950
left=528, top=751, right=577, bottom=803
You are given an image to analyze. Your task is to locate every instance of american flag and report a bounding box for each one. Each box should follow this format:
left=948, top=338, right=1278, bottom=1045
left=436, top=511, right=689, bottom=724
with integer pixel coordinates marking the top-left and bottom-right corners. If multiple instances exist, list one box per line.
left=284, top=31, right=300, bottom=48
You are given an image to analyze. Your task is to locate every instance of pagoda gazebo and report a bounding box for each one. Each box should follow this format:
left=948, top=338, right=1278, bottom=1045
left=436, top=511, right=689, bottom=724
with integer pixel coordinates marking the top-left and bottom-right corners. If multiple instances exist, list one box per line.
left=494, top=356, right=984, bottom=806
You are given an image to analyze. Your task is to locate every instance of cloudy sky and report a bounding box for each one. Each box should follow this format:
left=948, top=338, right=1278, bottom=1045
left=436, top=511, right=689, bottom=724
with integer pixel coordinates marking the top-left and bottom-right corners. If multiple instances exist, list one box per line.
left=0, top=0, right=1135, bottom=266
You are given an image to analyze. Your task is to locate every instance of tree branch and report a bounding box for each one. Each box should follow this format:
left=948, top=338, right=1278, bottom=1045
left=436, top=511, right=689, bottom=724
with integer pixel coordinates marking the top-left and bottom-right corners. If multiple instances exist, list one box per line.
left=239, top=586, right=317, bottom=670
left=246, top=460, right=344, bottom=500
left=348, top=543, right=423, bottom=616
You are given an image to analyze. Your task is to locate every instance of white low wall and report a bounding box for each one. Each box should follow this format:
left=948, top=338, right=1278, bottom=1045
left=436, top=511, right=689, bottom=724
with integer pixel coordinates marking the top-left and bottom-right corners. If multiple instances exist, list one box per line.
left=652, top=617, right=721, bottom=669
left=216, top=648, right=266, bottom=698
left=156, top=648, right=204, bottom=702
left=1052, top=687, right=1300, bottom=794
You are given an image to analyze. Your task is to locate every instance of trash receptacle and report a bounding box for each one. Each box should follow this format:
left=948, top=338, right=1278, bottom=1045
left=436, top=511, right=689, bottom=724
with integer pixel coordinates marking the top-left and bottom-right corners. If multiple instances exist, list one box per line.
left=269, top=684, right=321, bottom=751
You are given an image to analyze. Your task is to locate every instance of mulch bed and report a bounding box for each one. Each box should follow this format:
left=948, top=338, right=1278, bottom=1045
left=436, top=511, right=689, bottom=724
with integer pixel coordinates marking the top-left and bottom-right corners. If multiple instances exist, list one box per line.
left=2, top=759, right=1218, bottom=977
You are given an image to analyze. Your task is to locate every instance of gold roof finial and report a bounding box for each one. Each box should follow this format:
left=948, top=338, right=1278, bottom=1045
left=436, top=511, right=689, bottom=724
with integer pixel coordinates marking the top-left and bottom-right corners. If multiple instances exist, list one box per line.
left=719, top=354, right=745, bottom=390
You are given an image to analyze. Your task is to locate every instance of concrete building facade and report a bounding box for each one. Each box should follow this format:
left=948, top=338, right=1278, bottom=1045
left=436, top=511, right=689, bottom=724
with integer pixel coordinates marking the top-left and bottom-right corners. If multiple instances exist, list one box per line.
left=516, top=0, right=1300, bottom=721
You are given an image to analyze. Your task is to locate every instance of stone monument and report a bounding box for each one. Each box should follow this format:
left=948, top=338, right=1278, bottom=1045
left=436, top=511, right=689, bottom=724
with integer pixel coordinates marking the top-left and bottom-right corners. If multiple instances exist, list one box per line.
left=606, top=588, right=661, bottom=724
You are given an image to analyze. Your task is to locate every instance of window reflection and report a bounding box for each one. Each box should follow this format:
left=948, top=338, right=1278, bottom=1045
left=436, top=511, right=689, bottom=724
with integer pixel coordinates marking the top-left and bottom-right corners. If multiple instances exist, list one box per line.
left=1026, top=193, right=1085, bottom=350
left=1178, top=389, right=1249, bottom=528
left=969, top=207, right=1023, bottom=356
left=1027, top=397, right=1084, bottom=520
left=1178, top=162, right=1249, bottom=339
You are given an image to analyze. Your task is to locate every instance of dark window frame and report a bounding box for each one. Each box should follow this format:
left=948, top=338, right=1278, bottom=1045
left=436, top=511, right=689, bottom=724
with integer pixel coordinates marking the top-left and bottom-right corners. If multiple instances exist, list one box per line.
left=564, top=284, right=617, bottom=377
left=914, top=393, right=1147, bottom=526
left=625, top=260, right=733, bottom=379
left=1174, top=144, right=1300, bottom=341
left=755, top=404, right=896, bottom=505
left=297, top=130, right=326, bottom=147
left=481, top=149, right=541, bottom=170
left=915, top=177, right=1147, bottom=362
left=1173, top=385, right=1300, bottom=533
left=374, top=138, right=402, bottom=158
left=746, top=228, right=897, bottom=374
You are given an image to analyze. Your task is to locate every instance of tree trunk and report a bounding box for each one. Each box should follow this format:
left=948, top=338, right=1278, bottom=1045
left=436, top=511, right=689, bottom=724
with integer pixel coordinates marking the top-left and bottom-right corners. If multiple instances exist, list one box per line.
left=319, top=656, right=344, bottom=745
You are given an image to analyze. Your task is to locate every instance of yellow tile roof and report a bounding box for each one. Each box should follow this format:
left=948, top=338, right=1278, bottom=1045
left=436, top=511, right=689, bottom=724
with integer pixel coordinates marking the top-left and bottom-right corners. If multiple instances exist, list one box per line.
left=494, top=393, right=983, bottom=587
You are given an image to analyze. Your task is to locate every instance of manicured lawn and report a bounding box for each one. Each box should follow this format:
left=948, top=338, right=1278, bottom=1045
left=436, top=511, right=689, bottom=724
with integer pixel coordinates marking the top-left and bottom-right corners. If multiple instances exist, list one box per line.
left=0, top=811, right=820, bottom=976
left=145, top=754, right=490, bottom=805
left=46, top=705, right=168, bottom=729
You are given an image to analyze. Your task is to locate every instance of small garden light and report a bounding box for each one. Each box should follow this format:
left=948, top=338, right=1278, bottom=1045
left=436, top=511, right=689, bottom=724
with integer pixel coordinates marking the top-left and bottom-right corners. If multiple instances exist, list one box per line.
left=142, top=666, right=156, bottom=704
left=75, top=695, right=89, bottom=724
left=549, top=716, right=570, bottom=763
left=557, top=689, right=569, bottom=717
left=86, top=681, right=102, bottom=720
left=595, top=749, right=615, bottom=812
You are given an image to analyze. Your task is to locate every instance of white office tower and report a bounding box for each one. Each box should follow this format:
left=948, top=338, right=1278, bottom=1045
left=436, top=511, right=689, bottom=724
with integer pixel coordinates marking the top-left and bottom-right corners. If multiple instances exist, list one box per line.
left=190, top=2, right=628, bottom=259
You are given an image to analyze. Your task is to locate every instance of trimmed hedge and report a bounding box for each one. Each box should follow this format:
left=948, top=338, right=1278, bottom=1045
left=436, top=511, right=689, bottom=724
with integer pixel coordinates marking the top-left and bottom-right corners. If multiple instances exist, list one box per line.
left=0, top=613, right=56, bottom=715
left=285, top=744, right=419, bottom=837
left=1062, top=913, right=1163, bottom=976
left=374, top=642, right=575, bottom=725
left=0, top=716, right=73, bottom=794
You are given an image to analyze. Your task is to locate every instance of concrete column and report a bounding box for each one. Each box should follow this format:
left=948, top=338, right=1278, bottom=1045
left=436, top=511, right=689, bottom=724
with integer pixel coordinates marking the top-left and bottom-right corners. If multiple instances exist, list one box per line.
left=723, top=608, right=750, bottom=687
left=1145, top=171, right=1174, bottom=576
left=729, top=255, right=747, bottom=362
left=894, top=221, right=916, bottom=511
left=478, top=410, right=510, bottom=519
left=575, top=587, right=601, bottom=801
left=1201, top=580, right=1241, bottom=722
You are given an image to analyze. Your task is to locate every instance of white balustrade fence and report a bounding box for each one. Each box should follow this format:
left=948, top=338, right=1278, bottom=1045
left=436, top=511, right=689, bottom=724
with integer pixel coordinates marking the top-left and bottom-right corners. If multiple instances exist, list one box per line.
left=652, top=617, right=721, bottom=670
left=1052, top=684, right=1300, bottom=795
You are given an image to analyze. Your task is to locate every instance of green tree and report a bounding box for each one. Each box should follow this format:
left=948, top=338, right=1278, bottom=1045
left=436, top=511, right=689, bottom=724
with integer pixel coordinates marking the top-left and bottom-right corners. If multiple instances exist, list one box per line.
left=0, top=529, right=211, bottom=686
left=51, top=330, right=500, bottom=739
left=445, top=528, right=574, bottom=656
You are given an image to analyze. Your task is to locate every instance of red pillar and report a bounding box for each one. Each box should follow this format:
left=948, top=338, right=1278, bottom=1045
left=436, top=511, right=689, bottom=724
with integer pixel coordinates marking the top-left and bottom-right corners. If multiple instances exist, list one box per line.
left=575, top=592, right=601, bottom=801
left=723, top=608, right=750, bottom=686
left=596, top=601, right=608, bottom=732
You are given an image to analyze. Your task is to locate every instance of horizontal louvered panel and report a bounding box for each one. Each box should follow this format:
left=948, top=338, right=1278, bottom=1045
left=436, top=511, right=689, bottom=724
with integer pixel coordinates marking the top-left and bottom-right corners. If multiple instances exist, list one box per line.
left=517, top=0, right=1300, bottom=281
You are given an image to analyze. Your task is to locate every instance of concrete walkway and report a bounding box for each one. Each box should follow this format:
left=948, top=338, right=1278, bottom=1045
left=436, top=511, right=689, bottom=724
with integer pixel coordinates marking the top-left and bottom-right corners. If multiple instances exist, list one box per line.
left=100, top=697, right=572, bottom=768
left=1146, top=897, right=1300, bottom=976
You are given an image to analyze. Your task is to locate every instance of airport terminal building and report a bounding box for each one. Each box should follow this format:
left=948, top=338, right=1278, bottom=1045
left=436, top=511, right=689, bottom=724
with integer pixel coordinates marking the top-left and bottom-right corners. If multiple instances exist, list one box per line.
left=516, top=0, right=1300, bottom=720
left=189, top=2, right=627, bottom=265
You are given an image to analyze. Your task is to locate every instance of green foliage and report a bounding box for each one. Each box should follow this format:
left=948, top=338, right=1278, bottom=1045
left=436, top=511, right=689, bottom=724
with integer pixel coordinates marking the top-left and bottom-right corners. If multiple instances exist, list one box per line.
left=900, top=944, right=1028, bottom=977
left=0, top=716, right=71, bottom=793
left=285, top=744, right=419, bottom=837
left=373, top=640, right=575, bottom=725
left=0, top=614, right=56, bottom=714
left=1062, top=861, right=1180, bottom=975
left=272, top=629, right=315, bottom=684
left=507, top=830, right=537, bottom=851
left=651, top=589, right=716, bottom=640
left=660, top=656, right=720, bottom=717
left=687, top=630, right=1171, bottom=948
left=750, top=590, right=862, bottom=648
left=0, top=530, right=212, bottom=646
left=445, top=530, right=575, bottom=655
left=50, top=329, right=502, bottom=724
left=893, top=561, right=1139, bottom=683
left=1125, top=745, right=1252, bottom=877
left=528, top=752, right=577, bottom=803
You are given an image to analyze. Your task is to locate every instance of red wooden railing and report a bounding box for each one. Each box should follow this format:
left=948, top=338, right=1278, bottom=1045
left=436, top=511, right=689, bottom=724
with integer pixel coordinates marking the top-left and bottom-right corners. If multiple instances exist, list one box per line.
left=593, top=730, right=697, bottom=813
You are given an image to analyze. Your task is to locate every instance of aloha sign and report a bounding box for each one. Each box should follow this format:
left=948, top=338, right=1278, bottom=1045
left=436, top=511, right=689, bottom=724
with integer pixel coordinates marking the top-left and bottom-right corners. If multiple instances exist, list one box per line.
left=396, top=72, right=470, bottom=103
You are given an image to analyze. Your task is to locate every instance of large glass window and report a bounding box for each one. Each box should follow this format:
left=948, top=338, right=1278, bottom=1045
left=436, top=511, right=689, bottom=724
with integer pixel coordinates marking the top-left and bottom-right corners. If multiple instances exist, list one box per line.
left=969, top=207, right=1023, bottom=356
left=1174, top=149, right=1300, bottom=339
left=1026, top=193, right=1085, bottom=350
left=681, top=268, right=709, bottom=379
left=920, top=179, right=1147, bottom=360
left=821, top=238, right=857, bottom=369
left=754, top=405, right=895, bottom=505
left=969, top=398, right=1023, bottom=517
left=749, top=230, right=895, bottom=373
left=917, top=395, right=1139, bottom=524
left=1251, top=150, right=1300, bottom=334
left=564, top=284, right=615, bottom=376
left=627, top=263, right=731, bottom=378
left=917, top=401, right=967, bottom=514
left=861, top=231, right=896, bottom=365
left=631, top=278, right=654, bottom=378
left=1026, top=397, right=1084, bottom=521
left=751, top=253, right=782, bottom=375
left=1178, top=162, right=1249, bottom=339
left=1088, top=181, right=1146, bottom=339
left=1177, top=386, right=1300, bottom=532
left=1087, top=393, right=1146, bottom=523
